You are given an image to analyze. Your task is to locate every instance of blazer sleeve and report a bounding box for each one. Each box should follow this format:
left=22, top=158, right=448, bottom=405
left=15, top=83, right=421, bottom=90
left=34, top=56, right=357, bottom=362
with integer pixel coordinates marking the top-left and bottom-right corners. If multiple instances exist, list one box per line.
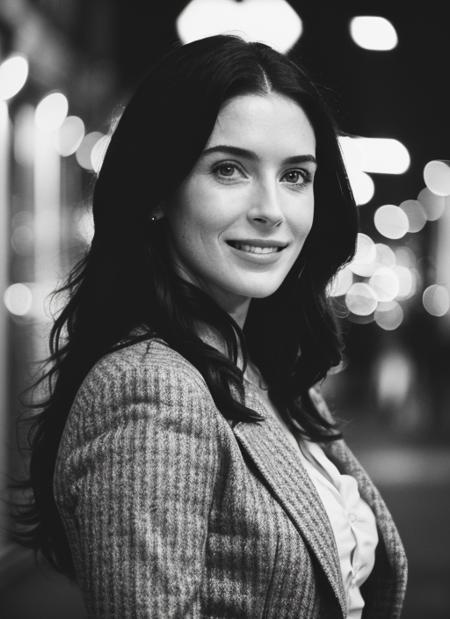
left=55, top=359, right=221, bottom=618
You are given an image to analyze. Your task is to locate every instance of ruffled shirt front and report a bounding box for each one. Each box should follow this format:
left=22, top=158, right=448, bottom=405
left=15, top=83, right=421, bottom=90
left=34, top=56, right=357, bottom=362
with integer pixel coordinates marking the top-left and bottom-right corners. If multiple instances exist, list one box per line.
left=297, top=439, right=379, bottom=619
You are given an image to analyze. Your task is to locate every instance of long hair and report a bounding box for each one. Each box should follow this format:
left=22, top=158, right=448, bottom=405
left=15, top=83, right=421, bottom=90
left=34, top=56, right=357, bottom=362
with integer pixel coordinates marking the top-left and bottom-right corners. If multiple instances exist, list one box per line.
left=11, top=34, right=357, bottom=576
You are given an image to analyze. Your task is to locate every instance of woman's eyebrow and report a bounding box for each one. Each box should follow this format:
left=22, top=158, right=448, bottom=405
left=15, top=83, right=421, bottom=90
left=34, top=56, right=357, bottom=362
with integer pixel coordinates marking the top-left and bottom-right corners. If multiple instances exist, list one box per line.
left=201, top=144, right=317, bottom=166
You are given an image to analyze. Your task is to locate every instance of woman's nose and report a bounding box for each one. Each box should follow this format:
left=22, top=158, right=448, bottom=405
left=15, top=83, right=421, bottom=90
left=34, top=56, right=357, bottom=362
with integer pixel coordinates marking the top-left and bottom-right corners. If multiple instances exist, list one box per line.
left=248, top=183, right=284, bottom=227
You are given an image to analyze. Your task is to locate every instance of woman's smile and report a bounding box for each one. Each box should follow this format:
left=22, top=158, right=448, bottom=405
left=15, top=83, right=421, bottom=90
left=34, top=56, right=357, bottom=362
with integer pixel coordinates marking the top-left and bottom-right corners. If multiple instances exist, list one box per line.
left=226, top=239, right=287, bottom=263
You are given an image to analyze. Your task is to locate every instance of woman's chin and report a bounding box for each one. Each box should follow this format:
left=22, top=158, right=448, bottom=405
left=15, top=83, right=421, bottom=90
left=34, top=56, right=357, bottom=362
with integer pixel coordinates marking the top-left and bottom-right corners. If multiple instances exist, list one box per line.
left=244, top=283, right=284, bottom=299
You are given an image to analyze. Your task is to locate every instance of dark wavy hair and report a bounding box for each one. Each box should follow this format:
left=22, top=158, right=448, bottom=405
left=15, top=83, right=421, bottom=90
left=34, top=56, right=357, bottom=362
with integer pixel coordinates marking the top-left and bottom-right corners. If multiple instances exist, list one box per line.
left=11, top=34, right=357, bottom=576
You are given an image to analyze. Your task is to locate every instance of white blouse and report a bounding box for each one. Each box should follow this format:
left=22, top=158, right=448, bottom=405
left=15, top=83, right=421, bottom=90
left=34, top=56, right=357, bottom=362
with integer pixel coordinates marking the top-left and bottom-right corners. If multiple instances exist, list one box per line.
left=297, top=439, right=379, bottom=619
left=244, top=370, right=379, bottom=619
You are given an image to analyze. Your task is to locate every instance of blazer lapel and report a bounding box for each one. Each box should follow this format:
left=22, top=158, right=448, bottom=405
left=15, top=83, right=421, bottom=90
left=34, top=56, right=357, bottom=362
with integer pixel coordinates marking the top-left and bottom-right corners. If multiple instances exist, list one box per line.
left=322, top=438, right=408, bottom=586
left=232, top=388, right=347, bottom=617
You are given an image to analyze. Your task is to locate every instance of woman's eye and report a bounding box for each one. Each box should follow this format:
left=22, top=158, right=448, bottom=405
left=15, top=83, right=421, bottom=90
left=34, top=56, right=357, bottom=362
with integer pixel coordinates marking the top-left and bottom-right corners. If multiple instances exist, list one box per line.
left=282, top=169, right=310, bottom=186
left=212, top=162, right=244, bottom=180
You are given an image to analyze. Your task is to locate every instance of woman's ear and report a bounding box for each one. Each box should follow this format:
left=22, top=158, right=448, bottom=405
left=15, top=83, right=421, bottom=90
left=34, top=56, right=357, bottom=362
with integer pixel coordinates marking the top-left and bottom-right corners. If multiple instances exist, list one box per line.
left=150, top=204, right=165, bottom=223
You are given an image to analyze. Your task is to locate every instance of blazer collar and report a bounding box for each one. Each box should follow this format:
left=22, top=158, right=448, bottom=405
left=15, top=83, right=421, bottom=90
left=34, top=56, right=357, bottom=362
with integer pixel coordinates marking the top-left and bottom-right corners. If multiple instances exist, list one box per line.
left=232, top=386, right=348, bottom=617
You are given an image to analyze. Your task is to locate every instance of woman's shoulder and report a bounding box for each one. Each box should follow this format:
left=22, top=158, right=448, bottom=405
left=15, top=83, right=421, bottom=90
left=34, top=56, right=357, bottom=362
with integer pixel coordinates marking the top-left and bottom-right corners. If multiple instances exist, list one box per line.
left=76, top=336, right=210, bottom=405
left=56, top=337, right=227, bottom=509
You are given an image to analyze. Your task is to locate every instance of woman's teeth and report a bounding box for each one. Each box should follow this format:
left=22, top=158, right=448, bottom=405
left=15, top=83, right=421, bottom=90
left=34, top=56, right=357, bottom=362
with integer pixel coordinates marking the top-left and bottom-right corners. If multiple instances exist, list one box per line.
left=232, top=243, right=280, bottom=254
left=242, top=245, right=278, bottom=254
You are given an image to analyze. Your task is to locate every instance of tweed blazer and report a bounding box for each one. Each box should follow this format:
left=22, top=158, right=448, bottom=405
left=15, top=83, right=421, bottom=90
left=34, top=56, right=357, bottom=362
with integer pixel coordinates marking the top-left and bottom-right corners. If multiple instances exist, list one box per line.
left=54, top=338, right=407, bottom=618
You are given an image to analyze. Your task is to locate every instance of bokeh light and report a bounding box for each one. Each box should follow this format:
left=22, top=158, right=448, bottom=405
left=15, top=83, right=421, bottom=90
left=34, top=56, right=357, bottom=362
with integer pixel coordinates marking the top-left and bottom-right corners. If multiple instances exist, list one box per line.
left=345, top=282, right=378, bottom=316
left=423, top=160, right=450, bottom=196
left=374, top=204, right=409, bottom=239
left=376, top=350, right=412, bottom=406
left=328, top=265, right=353, bottom=297
left=13, top=104, right=35, bottom=166
left=349, top=16, right=398, bottom=51
left=11, top=224, right=34, bottom=255
left=369, top=267, right=399, bottom=302
left=35, top=92, right=69, bottom=132
left=75, top=131, right=104, bottom=170
left=348, top=233, right=376, bottom=276
left=176, top=0, right=303, bottom=53
left=422, top=285, right=450, bottom=317
left=10, top=210, right=35, bottom=256
left=353, top=137, right=410, bottom=174
left=400, top=199, right=427, bottom=233
left=417, top=187, right=446, bottom=221
left=347, top=170, right=375, bottom=205
left=75, top=210, right=95, bottom=244
left=3, top=283, right=33, bottom=316
left=395, top=246, right=416, bottom=268
left=91, top=134, right=111, bottom=173
left=375, top=243, right=396, bottom=267
left=54, top=115, right=85, bottom=156
left=374, top=301, right=404, bottom=330
left=0, top=55, right=29, bottom=101
left=393, top=265, right=415, bottom=299
left=338, top=136, right=375, bottom=204
left=340, top=135, right=409, bottom=175
left=377, top=300, right=397, bottom=312
left=339, top=135, right=362, bottom=170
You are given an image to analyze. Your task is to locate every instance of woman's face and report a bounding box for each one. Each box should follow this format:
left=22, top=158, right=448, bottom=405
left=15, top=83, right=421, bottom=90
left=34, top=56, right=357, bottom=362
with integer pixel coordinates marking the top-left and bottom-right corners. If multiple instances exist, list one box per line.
left=163, top=92, right=316, bottom=323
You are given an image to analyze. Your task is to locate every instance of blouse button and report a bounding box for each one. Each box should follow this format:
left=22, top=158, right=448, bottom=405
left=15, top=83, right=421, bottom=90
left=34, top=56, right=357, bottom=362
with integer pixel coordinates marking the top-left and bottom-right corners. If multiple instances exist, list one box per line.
left=348, top=512, right=357, bottom=523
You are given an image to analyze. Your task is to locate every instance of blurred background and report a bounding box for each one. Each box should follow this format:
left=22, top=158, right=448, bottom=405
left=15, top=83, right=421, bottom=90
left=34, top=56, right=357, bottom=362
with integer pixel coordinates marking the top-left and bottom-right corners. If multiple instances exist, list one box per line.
left=0, top=1, right=449, bottom=617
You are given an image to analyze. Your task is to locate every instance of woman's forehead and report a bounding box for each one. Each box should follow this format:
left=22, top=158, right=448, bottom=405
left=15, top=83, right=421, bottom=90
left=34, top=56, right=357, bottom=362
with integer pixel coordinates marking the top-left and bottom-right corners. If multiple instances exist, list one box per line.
left=206, top=92, right=316, bottom=158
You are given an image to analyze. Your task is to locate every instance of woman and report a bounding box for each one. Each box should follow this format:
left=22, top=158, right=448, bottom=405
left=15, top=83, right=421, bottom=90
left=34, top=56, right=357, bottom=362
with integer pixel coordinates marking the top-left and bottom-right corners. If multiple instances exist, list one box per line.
left=15, top=34, right=407, bottom=617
